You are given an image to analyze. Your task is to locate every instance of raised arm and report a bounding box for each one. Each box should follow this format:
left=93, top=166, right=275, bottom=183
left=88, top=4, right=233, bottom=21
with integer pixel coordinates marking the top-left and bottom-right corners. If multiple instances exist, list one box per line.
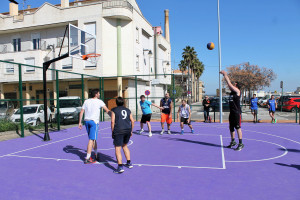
left=220, top=71, right=240, bottom=96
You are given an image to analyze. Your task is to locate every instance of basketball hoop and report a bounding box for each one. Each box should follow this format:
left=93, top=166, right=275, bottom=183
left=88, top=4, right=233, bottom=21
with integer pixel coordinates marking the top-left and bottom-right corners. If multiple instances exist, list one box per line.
left=82, top=53, right=101, bottom=64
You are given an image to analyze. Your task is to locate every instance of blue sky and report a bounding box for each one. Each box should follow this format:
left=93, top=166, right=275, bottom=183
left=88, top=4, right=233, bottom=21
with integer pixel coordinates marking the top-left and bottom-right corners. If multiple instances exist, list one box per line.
left=1, top=0, right=300, bottom=95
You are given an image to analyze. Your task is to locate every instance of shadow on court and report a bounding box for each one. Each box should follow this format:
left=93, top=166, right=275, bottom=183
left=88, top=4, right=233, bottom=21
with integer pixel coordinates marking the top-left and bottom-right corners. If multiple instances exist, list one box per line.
left=63, top=145, right=117, bottom=170
left=275, top=163, right=300, bottom=170
left=278, top=148, right=300, bottom=153
left=162, top=137, right=222, bottom=148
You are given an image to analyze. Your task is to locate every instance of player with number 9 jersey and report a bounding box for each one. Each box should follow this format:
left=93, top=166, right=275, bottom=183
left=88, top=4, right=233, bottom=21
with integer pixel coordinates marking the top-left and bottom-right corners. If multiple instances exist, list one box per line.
left=111, top=97, right=135, bottom=173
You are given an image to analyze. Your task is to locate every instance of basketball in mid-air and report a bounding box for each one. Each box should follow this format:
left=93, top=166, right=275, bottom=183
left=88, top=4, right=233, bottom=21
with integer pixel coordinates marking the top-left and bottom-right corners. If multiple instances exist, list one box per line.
left=207, top=42, right=215, bottom=50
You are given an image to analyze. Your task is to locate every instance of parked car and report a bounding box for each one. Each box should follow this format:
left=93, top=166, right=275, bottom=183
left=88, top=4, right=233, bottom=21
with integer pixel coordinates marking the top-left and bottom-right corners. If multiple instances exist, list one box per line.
left=54, top=96, right=82, bottom=124
left=0, top=101, right=15, bottom=119
left=282, top=97, right=300, bottom=112
left=10, top=104, right=52, bottom=126
left=210, top=97, right=230, bottom=112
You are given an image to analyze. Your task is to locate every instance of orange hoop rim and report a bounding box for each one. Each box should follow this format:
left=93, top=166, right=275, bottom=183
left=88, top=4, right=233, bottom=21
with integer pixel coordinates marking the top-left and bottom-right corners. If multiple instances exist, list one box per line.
left=82, top=53, right=101, bottom=60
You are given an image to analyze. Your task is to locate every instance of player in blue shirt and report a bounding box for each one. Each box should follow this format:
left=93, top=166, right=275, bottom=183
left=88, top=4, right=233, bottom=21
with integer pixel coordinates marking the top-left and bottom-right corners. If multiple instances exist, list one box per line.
left=138, top=95, right=162, bottom=137
left=250, top=94, right=258, bottom=123
left=268, top=95, right=278, bottom=123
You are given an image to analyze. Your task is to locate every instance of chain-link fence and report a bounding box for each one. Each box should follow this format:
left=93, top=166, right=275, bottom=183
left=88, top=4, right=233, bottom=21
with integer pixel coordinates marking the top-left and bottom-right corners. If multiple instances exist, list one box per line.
left=0, top=60, right=299, bottom=140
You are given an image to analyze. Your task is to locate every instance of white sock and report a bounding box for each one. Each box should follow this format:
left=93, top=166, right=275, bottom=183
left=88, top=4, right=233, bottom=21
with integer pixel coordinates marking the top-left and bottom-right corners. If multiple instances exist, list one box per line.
left=86, top=153, right=91, bottom=159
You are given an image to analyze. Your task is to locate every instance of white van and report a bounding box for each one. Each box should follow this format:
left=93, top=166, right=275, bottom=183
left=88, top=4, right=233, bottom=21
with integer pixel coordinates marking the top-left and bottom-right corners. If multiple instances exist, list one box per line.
left=55, top=96, right=82, bottom=124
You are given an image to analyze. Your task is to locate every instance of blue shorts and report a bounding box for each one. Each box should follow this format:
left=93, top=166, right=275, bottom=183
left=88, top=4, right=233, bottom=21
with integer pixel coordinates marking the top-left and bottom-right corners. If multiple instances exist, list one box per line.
left=85, top=120, right=99, bottom=140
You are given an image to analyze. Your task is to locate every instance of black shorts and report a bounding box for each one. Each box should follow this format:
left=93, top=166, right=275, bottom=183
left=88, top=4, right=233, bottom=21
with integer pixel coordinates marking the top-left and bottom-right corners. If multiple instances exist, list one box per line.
left=113, top=133, right=131, bottom=147
left=229, top=112, right=241, bottom=132
left=141, top=114, right=152, bottom=123
left=269, top=111, right=275, bottom=114
left=251, top=109, right=257, bottom=114
left=181, top=117, right=191, bottom=125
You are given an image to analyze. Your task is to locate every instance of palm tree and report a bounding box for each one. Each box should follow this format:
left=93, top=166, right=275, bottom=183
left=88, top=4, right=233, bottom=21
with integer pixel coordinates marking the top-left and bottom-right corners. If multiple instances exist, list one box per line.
left=193, top=59, right=205, bottom=101
left=182, top=46, right=197, bottom=103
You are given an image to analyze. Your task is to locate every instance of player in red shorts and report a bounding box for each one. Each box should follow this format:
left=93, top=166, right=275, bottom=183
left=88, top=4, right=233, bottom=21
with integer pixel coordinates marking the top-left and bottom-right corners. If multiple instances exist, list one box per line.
left=160, top=93, right=173, bottom=135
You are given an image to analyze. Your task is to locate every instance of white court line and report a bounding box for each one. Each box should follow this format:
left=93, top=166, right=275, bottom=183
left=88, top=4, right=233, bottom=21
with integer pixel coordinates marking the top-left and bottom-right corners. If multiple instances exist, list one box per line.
left=242, top=129, right=300, bottom=145
left=0, top=127, right=111, bottom=158
left=5, top=154, right=224, bottom=170
left=220, top=135, right=226, bottom=169
left=224, top=137, right=288, bottom=163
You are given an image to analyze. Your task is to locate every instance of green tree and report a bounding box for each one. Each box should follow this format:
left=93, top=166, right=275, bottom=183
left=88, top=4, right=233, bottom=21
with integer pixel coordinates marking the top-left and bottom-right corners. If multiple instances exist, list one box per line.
left=182, top=46, right=197, bottom=103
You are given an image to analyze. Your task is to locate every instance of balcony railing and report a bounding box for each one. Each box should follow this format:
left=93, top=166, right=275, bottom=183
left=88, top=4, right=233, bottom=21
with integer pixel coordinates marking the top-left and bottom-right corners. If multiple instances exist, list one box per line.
left=102, top=0, right=133, bottom=12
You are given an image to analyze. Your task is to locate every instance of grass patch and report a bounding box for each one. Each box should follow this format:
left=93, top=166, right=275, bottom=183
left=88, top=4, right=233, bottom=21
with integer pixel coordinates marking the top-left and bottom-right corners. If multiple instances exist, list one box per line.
left=0, top=119, right=58, bottom=132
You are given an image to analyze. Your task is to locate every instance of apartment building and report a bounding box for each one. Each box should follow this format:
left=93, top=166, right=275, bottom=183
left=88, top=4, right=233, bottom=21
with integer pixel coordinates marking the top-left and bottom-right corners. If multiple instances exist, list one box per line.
left=0, top=0, right=171, bottom=110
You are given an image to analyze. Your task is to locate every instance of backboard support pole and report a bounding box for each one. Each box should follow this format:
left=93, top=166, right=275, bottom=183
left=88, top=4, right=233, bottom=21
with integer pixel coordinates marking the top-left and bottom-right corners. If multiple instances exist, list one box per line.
left=43, top=53, right=69, bottom=141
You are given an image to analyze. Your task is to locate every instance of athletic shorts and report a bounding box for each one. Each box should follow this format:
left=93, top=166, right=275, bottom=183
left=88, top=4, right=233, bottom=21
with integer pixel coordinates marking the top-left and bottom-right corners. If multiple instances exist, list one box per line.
left=181, top=117, right=191, bottom=125
left=269, top=111, right=275, bottom=114
left=141, top=114, right=152, bottom=123
left=85, top=120, right=99, bottom=140
left=229, top=112, right=241, bottom=132
left=113, top=133, right=131, bottom=147
left=161, top=113, right=172, bottom=124
left=251, top=109, right=257, bottom=114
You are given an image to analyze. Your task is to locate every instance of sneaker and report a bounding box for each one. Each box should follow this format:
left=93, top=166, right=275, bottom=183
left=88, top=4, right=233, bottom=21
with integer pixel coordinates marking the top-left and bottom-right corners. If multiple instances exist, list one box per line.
left=235, top=143, right=245, bottom=151
left=274, top=119, right=277, bottom=123
left=139, top=129, right=144, bottom=134
left=226, top=141, right=237, bottom=149
left=167, top=130, right=171, bottom=135
left=125, top=162, right=133, bottom=169
left=148, top=132, right=152, bottom=137
left=84, top=157, right=97, bottom=164
left=191, top=129, right=194, bottom=134
left=160, top=130, right=164, bottom=135
left=181, top=130, right=184, bottom=135
left=114, top=166, right=125, bottom=174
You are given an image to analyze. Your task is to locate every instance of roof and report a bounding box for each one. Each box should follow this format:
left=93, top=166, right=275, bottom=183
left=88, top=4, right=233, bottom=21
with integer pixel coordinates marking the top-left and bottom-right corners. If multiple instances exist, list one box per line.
left=1, top=0, right=141, bottom=15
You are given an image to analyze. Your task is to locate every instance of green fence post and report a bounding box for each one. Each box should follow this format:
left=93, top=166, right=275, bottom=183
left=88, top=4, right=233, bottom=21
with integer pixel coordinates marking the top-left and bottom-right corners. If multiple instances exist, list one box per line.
left=298, top=107, right=300, bottom=125
left=135, top=75, right=138, bottom=121
left=102, top=77, right=105, bottom=121
left=172, top=74, right=175, bottom=122
left=18, top=64, right=24, bottom=138
left=56, top=70, right=60, bottom=131
left=81, top=74, right=85, bottom=104
left=99, top=77, right=103, bottom=122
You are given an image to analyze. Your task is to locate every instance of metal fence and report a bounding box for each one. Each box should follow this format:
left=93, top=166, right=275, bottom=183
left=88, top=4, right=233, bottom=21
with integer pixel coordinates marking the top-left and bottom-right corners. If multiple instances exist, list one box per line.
left=0, top=59, right=299, bottom=140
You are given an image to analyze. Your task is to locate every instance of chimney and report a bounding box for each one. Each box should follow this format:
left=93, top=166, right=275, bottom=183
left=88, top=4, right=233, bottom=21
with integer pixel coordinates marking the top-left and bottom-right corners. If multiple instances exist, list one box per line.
left=27, top=5, right=31, bottom=10
left=9, top=2, right=19, bottom=16
left=61, top=0, right=70, bottom=8
left=164, top=9, right=170, bottom=42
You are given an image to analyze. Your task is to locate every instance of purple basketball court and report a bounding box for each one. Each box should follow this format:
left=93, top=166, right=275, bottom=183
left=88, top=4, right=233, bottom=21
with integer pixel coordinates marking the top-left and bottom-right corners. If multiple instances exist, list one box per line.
left=0, top=122, right=299, bottom=200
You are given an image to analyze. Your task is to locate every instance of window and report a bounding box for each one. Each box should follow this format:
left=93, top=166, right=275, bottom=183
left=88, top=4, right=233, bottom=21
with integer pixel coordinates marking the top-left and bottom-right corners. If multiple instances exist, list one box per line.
left=136, top=27, right=139, bottom=43
left=25, top=58, right=35, bottom=72
left=13, top=38, right=21, bottom=52
left=85, top=60, right=96, bottom=69
left=4, top=59, right=14, bottom=74
left=62, top=57, right=73, bottom=70
left=31, top=33, right=41, bottom=50
left=136, top=55, right=140, bottom=71
left=84, top=22, right=96, bottom=36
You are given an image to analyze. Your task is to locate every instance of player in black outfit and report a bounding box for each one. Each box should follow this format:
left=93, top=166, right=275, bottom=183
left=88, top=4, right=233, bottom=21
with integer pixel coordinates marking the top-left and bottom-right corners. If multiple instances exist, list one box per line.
left=111, top=97, right=135, bottom=173
left=220, top=71, right=244, bottom=151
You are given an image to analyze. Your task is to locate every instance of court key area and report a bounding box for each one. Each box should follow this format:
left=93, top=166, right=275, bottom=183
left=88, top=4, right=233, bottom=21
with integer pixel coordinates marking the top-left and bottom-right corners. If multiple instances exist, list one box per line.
left=0, top=122, right=300, bottom=200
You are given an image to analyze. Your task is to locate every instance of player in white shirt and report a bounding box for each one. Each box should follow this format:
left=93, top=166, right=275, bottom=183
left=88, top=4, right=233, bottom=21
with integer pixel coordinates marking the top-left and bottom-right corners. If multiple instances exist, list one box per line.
left=78, top=89, right=111, bottom=164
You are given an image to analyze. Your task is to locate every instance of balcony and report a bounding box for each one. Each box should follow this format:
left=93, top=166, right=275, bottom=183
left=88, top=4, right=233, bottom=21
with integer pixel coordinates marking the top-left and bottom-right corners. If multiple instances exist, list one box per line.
left=102, top=0, right=133, bottom=20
